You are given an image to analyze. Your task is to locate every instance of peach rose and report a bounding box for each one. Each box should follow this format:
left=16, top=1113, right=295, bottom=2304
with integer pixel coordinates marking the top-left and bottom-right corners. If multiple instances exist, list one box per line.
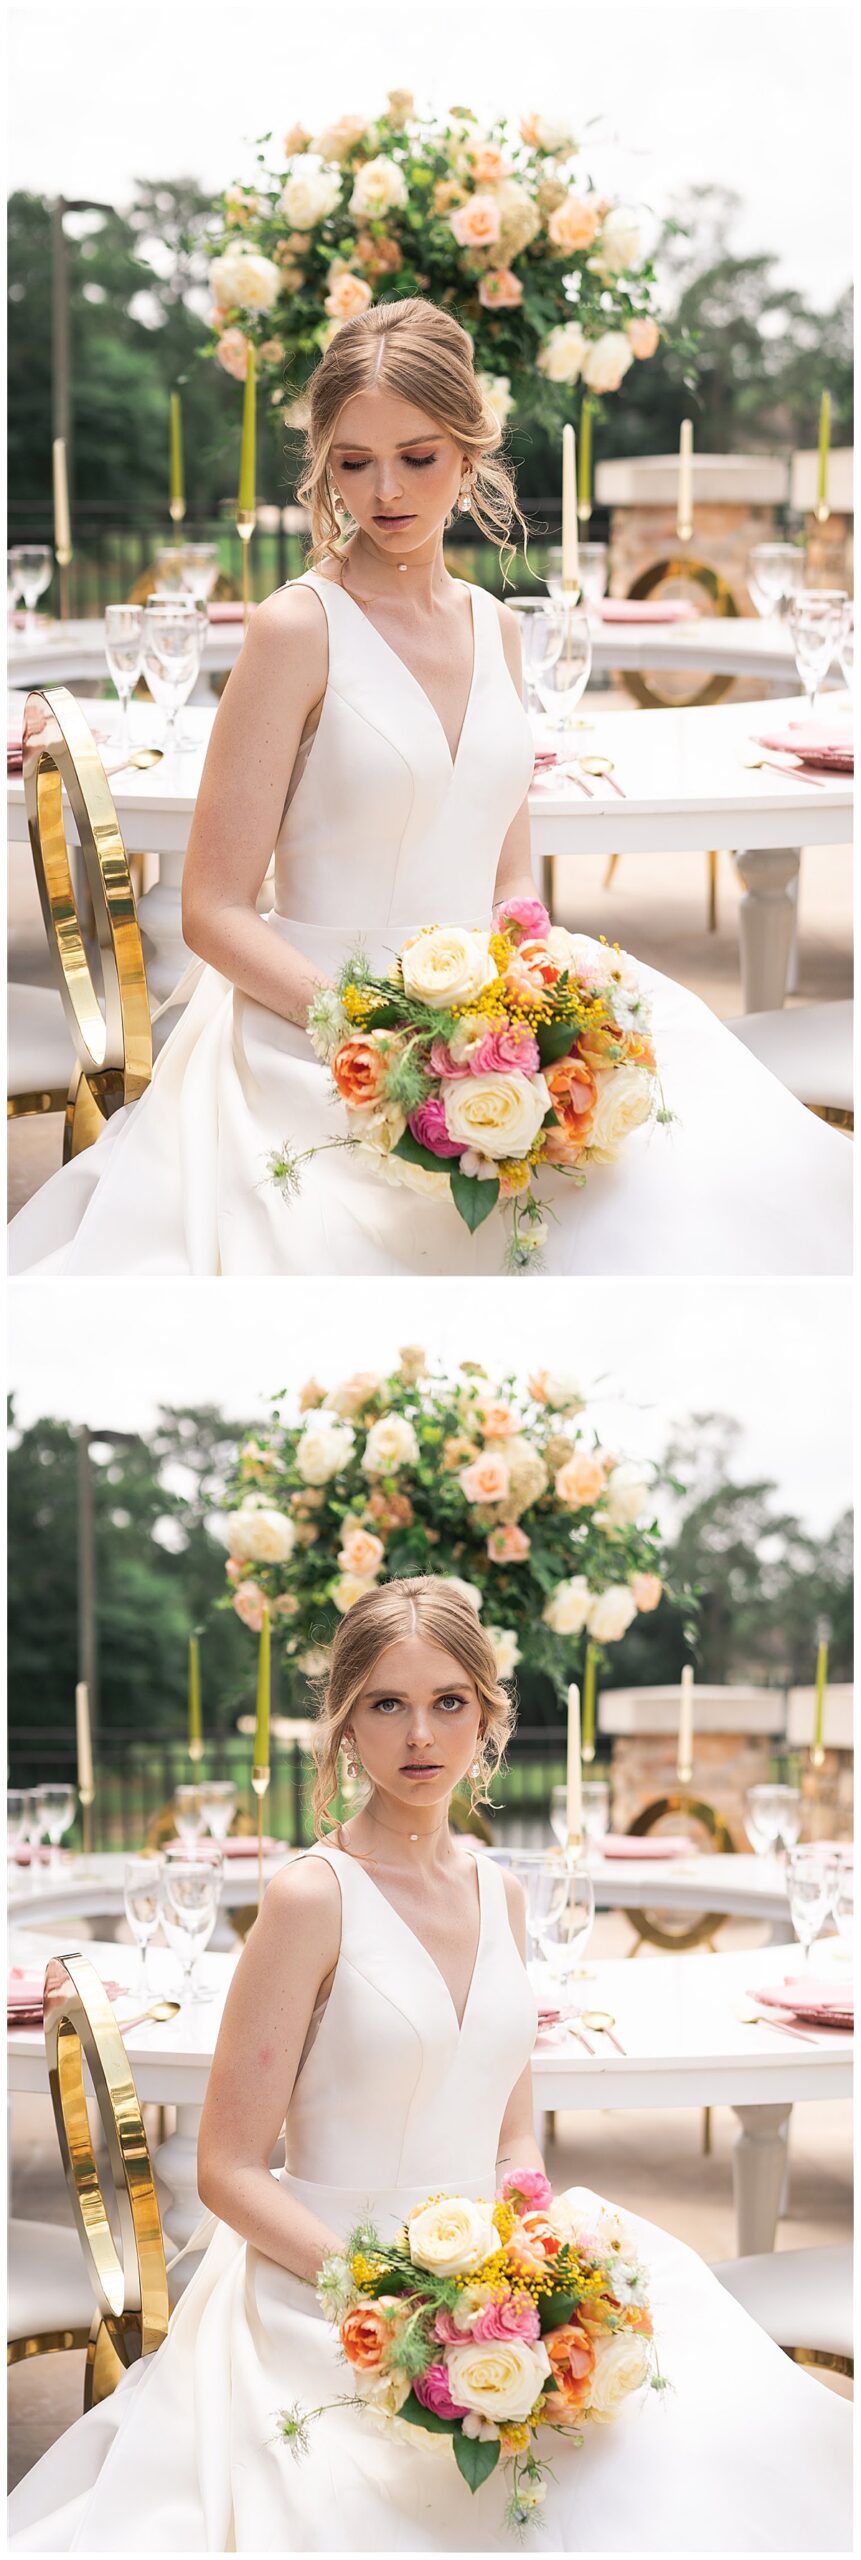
left=332, top=1035, right=391, bottom=1108
left=544, top=1052, right=599, bottom=1146
left=555, top=1451, right=606, bottom=1508
left=477, top=1400, right=517, bottom=1439
left=338, top=1528, right=385, bottom=1579
left=545, top=2319, right=596, bottom=2416
left=215, top=329, right=250, bottom=381
left=324, top=271, right=374, bottom=320
left=467, top=143, right=512, bottom=185
left=506, top=2211, right=562, bottom=2274
left=487, top=1522, right=531, bottom=1564
left=450, top=194, right=502, bottom=249
left=433, top=178, right=467, bottom=214
left=341, top=2302, right=393, bottom=2371
left=443, top=1435, right=480, bottom=1471
left=627, top=316, right=660, bottom=360
left=630, top=1572, right=663, bottom=1613
left=503, top=939, right=562, bottom=1005
left=366, top=1489, right=415, bottom=1529
left=460, top=1452, right=510, bottom=1505
left=478, top=267, right=524, bottom=309
left=232, top=1579, right=266, bottom=1631
left=548, top=196, right=600, bottom=254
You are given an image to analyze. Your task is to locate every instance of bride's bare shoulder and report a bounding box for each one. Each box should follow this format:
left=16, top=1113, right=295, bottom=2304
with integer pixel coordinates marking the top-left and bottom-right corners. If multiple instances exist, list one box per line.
left=248, top=577, right=330, bottom=662
left=262, top=1848, right=342, bottom=1956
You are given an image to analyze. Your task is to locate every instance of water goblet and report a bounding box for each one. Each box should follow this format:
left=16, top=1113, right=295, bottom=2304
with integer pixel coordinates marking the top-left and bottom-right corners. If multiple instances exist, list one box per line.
left=152, top=546, right=190, bottom=596
left=786, top=1845, right=831, bottom=1969
left=123, top=1854, right=163, bottom=1997
left=33, top=1783, right=77, bottom=1868
left=198, top=1780, right=238, bottom=1844
left=161, top=1845, right=223, bottom=2002
left=7, top=554, right=25, bottom=627
left=7, top=1789, right=28, bottom=1861
left=9, top=545, right=53, bottom=637
left=104, top=605, right=145, bottom=763
left=772, top=1784, right=803, bottom=1855
left=788, top=590, right=850, bottom=717
left=546, top=542, right=608, bottom=608
left=746, top=543, right=806, bottom=620
left=178, top=544, right=220, bottom=602
left=744, top=1784, right=784, bottom=1860
left=535, top=601, right=593, bottom=737
left=536, top=1863, right=595, bottom=2006
left=142, top=597, right=204, bottom=750
left=836, top=620, right=854, bottom=699
left=831, top=1862, right=853, bottom=1950
left=507, top=598, right=564, bottom=718
left=498, top=1849, right=570, bottom=1972
left=173, top=1783, right=205, bottom=1845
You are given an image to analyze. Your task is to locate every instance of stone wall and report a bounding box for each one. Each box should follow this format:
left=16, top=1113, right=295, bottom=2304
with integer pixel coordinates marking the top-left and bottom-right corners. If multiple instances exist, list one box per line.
left=606, top=502, right=774, bottom=614
left=607, top=1731, right=853, bottom=1845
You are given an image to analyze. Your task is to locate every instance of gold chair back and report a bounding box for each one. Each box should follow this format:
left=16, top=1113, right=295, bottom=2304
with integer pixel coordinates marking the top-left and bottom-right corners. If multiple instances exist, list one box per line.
left=22, top=686, right=152, bottom=1160
left=43, top=1950, right=170, bottom=2407
left=626, top=1792, right=736, bottom=1952
left=620, top=559, right=740, bottom=709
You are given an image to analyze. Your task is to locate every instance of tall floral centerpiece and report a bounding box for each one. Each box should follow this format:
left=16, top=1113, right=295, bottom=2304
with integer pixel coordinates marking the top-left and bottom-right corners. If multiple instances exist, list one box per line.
left=206, top=92, right=661, bottom=434
left=213, top=1353, right=671, bottom=1713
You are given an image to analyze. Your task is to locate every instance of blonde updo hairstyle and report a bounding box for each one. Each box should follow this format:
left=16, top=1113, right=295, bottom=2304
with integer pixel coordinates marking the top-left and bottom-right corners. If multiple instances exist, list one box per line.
left=311, top=1575, right=516, bottom=1839
left=295, top=296, right=531, bottom=585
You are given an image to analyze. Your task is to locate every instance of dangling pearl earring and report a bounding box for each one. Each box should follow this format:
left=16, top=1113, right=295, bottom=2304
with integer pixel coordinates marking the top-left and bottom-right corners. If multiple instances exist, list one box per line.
left=458, top=469, right=474, bottom=516
left=344, top=1737, right=361, bottom=1779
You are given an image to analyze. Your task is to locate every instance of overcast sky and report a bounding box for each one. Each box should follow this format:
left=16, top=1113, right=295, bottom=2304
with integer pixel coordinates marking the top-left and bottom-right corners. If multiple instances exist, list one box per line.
left=7, top=0, right=853, bottom=307
left=7, top=1276, right=852, bottom=1536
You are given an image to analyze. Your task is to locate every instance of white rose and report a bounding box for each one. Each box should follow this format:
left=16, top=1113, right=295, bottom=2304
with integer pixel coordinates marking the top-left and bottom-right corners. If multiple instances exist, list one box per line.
left=353, top=2366, right=412, bottom=2415
left=225, top=1505, right=296, bottom=1565
left=587, top=2329, right=651, bottom=2422
left=543, top=1575, right=593, bottom=1636
left=210, top=249, right=282, bottom=314
left=495, top=179, right=542, bottom=253
left=362, top=1413, right=419, bottom=1475
left=521, top=112, right=575, bottom=153
left=400, top=925, right=496, bottom=1010
left=295, top=1418, right=355, bottom=1484
left=349, top=155, right=410, bottom=218
left=543, top=1373, right=585, bottom=1413
left=537, top=321, right=587, bottom=384
left=407, top=2195, right=499, bottom=2278
left=376, top=1155, right=453, bottom=1201
left=442, top=1577, right=484, bottom=1612
left=598, top=206, right=642, bottom=272
left=442, top=1071, right=551, bottom=1163
left=312, top=114, right=369, bottom=162
left=324, top=1373, right=383, bottom=1418
left=445, top=2337, right=552, bottom=2425
left=279, top=158, right=342, bottom=227
left=332, top=1571, right=375, bottom=1613
left=297, top=1644, right=333, bottom=1675
left=581, top=331, right=635, bottom=395
left=488, top=1626, right=521, bottom=1679
left=602, top=1462, right=649, bottom=1526
left=476, top=370, right=514, bottom=428
left=587, top=1064, right=654, bottom=1160
left=587, top=1584, right=638, bottom=1642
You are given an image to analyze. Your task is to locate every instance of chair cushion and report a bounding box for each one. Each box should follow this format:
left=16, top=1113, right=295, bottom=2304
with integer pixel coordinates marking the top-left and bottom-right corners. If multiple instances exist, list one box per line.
left=8, top=2218, right=94, bottom=2340
left=712, top=2243, right=853, bottom=2359
left=729, top=1003, right=853, bottom=1112
left=7, top=986, right=74, bottom=1095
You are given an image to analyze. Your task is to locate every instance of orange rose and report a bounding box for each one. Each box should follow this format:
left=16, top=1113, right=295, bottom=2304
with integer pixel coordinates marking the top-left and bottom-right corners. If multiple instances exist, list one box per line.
left=630, top=1572, right=662, bottom=1613
left=366, top=1488, right=415, bottom=1529
left=341, top=2303, right=392, bottom=2371
left=545, top=1052, right=598, bottom=1144
left=338, top=1528, right=385, bottom=1579
left=621, top=2302, right=654, bottom=2336
left=506, top=2210, right=562, bottom=2273
left=627, top=316, right=660, bottom=360
left=324, top=271, right=374, bottom=321
left=332, top=1036, right=390, bottom=1108
left=477, top=1400, right=517, bottom=1439
left=548, top=196, right=600, bottom=254
left=467, top=143, right=512, bottom=185
left=555, top=1451, right=606, bottom=1508
left=546, top=2319, right=596, bottom=2415
left=478, top=267, right=523, bottom=309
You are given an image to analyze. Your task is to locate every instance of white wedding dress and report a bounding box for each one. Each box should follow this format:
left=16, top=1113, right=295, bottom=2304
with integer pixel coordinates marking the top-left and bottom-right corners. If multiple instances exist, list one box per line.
left=9, top=1842, right=851, bottom=2553
left=9, top=569, right=851, bottom=1276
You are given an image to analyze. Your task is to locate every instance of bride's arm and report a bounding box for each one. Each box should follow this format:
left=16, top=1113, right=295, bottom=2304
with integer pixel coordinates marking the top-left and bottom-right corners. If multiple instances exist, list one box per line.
left=181, top=587, right=331, bottom=1026
left=197, top=1858, right=345, bottom=2278
left=496, top=1870, right=547, bottom=2182
left=491, top=603, right=541, bottom=914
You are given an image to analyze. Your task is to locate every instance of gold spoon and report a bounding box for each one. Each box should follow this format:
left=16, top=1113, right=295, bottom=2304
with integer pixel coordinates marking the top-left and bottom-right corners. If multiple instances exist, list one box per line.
left=119, top=1996, right=181, bottom=2032
left=577, top=754, right=626, bottom=799
left=124, top=746, right=164, bottom=771
left=581, top=2009, right=627, bottom=2053
left=737, top=744, right=825, bottom=789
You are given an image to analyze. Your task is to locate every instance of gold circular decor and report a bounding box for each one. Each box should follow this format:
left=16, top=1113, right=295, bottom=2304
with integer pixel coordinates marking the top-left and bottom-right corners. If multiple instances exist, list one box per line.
left=626, top=1792, right=736, bottom=1951
left=43, top=1952, right=169, bottom=2402
left=620, top=557, right=739, bottom=710
left=22, top=686, right=152, bottom=1156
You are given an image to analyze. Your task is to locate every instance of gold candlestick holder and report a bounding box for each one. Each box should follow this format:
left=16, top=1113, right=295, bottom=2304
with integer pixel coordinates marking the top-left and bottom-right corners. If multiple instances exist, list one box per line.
left=675, top=517, right=693, bottom=546
left=79, top=1784, right=94, bottom=1855
left=251, top=1764, right=270, bottom=1909
left=55, top=546, right=73, bottom=621
left=188, top=1737, right=204, bottom=1767
left=237, top=510, right=256, bottom=630
left=169, top=497, right=186, bottom=526
left=810, top=1741, right=827, bottom=1772
left=814, top=501, right=831, bottom=526
left=676, top=1754, right=694, bottom=1787
left=581, top=1738, right=596, bottom=1766
left=565, top=1828, right=584, bottom=1865
left=577, top=504, right=592, bottom=530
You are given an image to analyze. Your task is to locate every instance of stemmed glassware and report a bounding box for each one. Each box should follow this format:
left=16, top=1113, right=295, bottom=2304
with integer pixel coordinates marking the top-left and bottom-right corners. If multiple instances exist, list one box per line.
left=161, top=1844, right=224, bottom=2002
left=123, top=1854, right=163, bottom=1997
left=198, top=1780, right=238, bottom=1844
left=507, top=599, right=564, bottom=717
left=836, top=620, right=854, bottom=700
left=550, top=1781, right=609, bottom=1862
left=33, top=1784, right=77, bottom=1867
left=829, top=1857, right=853, bottom=1951
left=787, top=590, right=850, bottom=716
left=746, top=544, right=806, bottom=620
left=141, top=597, right=204, bottom=749
left=545, top=543, right=608, bottom=608
left=173, top=1782, right=205, bottom=1844
left=535, top=1863, right=596, bottom=2004
left=744, top=1784, right=786, bottom=1860
left=178, top=544, right=220, bottom=602
left=7, top=1790, right=28, bottom=1862
left=786, top=1845, right=832, bottom=1968
left=104, top=605, right=145, bottom=762
left=534, top=600, right=593, bottom=738
left=8, top=545, right=53, bottom=636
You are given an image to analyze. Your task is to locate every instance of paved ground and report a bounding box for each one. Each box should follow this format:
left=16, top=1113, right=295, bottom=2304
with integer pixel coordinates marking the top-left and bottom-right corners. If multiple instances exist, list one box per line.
left=8, top=1911, right=852, bottom=2492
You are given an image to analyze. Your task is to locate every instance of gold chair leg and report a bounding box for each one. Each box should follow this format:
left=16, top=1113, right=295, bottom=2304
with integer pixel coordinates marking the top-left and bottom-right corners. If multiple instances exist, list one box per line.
left=707, top=850, right=719, bottom=933
left=702, top=2106, right=713, bottom=2156
left=603, top=854, right=620, bottom=891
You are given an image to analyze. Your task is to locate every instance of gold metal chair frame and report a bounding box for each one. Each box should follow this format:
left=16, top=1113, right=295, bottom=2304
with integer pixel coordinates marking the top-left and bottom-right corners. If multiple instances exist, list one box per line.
left=626, top=1792, right=736, bottom=1952
left=42, top=1950, right=170, bottom=2407
left=620, top=557, right=740, bottom=711
left=22, top=686, right=152, bottom=1160
left=785, top=2345, right=854, bottom=2383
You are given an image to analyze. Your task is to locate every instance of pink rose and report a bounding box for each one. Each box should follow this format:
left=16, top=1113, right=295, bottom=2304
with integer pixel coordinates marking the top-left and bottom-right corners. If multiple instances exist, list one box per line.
left=487, top=1523, right=531, bottom=1563
left=470, top=1026, right=541, bottom=1076
left=215, top=328, right=250, bottom=381
left=478, top=267, right=524, bottom=310
left=232, top=1579, right=266, bottom=1631
left=460, top=1452, right=510, bottom=1504
left=472, top=2293, right=541, bottom=2344
left=428, top=1037, right=470, bottom=1080
left=413, top=2363, right=470, bottom=2420
left=630, top=1571, right=663, bottom=1613
left=433, top=2307, right=467, bottom=2345
left=450, top=195, right=502, bottom=250
left=494, top=897, right=551, bottom=944
left=500, top=2167, right=554, bottom=2212
left=408, top=1099, right=466, bottom=1159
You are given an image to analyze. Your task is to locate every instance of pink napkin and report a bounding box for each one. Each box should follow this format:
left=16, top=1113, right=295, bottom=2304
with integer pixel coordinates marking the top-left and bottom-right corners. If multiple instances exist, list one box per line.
left=10, top=1844, right=52, bottom=1867
left=601, top=1834, right=690, bottom=1861
left=220, top=1834, right=282, bottom=1858
left=750, top=1976, right=854, bottom=2025
left=8, top=1966, right=124, bottom=2025
left=599, top=598, right=699, bottom=625
left=755, top=723, right=853, bottom=770
left=208, top=601, right=253, bottom=624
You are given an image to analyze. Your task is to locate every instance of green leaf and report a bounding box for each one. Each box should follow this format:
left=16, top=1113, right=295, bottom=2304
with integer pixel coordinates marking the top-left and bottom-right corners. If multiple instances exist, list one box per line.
left=392, top=1130, right=449, bottom=1176
left=453, top=2431, right=500, bottom=2492
left=365, top=999, right=405, bottom=1030
left=449, top=1167, right=500, bottom=1232
left=539, top=2289, right=579, bottom=2332
left=399, top=2391, right=455, bottom=2437
left=536, top=1019, right=578, bottom=1066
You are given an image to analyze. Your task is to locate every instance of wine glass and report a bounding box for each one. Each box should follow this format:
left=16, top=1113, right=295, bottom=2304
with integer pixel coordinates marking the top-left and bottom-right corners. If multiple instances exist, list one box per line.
left=104, top=605, right=145, bottom=762
left=546, top=543, right=608, bottom=608
left=173, top=1783, right=205, bottom=1845
left=786, top=1845, right=832, bottom=1969
left=123, top=1854, right=163, bottom=1997
left=507, top=599, right=564, bottom=717
left=7, top=553, right=25, bottom=628
left=198, top=1779, right=238, bottom=1844
left=772, top=1785, right=802, bottom=1855
left=499, top=1850, right=571, bottom=1969
left=142, top=597, right=204, bottom=749
left=534, top=601, right=593, bottom=738
left=747, top=543, right=806, bottom=620
left=744, top=1784, right=784, bottom=1860
left=178, top=544, right=219, bottom=602
left=8, top=545, right=53, bottom=636
left=152, top=546, right=190, bottom=596
left=33, top=1783, right=76, bottom=1868
left=830, top=1861, right=853, bottom=1951
left=788, top=590, right=850, bottom=717
left=7, top=1789, right=28, bottom=1861
left=536, top=1863, right=595, bottom=2005
left=161, top=1846, right=223, bottom=2002
left=836, top=619, right=854, bottom=699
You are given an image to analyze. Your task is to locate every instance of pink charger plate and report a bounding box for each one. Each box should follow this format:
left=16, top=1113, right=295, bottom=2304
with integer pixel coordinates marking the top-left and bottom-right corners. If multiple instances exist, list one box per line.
left=600, top=1834, right=690, bottom=1861
left=750, top=1975, right=854, bottom=2026
left=755, top=723, right=853, bottom=771
left=599, top=598, right=699, bottom=624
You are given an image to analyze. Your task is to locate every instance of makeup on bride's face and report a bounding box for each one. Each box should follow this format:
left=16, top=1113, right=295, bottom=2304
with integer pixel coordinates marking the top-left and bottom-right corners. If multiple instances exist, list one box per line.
left=351, top=1635, right=482, bottom=1802
left=330, top=394, right=462, bottom=556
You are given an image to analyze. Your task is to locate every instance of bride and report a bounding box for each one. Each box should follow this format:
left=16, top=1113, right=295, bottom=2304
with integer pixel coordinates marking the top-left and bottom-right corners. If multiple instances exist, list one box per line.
left=9, top=1578, right=850, bottom=2553
left=9, top=297, right=850, bottom=1276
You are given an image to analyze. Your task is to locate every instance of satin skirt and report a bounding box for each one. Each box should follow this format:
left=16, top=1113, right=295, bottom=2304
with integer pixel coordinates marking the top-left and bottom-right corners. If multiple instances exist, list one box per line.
left=7, top=2180, right=852, bottom=2553
left=7, top=916, right=852, bottom=1276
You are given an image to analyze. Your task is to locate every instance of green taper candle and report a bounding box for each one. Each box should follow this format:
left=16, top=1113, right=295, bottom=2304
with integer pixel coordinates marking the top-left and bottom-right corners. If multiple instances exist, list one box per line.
left=578, top=400, right=593, bottom=520
left=582, top=1642, right=597, bottom=1758
left=170, top=392, right=184, bottom=514
left=254, top=1603, right=271, bottom=1767
left=188, top=1634, right=202, bottom=1750
left=238, top=346, right=257, bottom=517
left=817, top=392, right=831, bottom=515
left=813, top=1637, right=828, bottom=1755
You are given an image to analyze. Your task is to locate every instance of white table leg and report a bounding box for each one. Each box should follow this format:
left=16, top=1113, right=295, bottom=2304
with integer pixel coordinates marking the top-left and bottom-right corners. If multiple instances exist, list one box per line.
left=734, top=847, right=801, bottom=1012
left=155, top=2102, right=205, bottom=2296
left=730, top=2101, right=793, bottom=2253
left=137, top=852, right=190, bottom=1005
left=786, top=863, right=801, bottom=997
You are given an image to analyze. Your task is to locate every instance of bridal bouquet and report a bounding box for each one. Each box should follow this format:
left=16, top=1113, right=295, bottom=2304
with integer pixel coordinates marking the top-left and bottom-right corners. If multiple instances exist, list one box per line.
left=272, top=901, right=660, bottom=1271
left=279, top=2170, right=661, bottom=2534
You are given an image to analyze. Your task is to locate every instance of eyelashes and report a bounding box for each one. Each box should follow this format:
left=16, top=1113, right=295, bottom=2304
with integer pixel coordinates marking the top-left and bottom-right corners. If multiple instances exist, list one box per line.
left=338, top=454, right=438, bottom=473
left=369, top=1694, right=468, bottom=1715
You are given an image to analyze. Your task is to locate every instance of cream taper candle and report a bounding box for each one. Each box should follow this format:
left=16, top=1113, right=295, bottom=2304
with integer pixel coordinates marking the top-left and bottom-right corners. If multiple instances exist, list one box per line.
left=75, top=1680, right=94, bottom=1798
left=562, top=422, right=579, bottom=586
left=677, top=419, right=693, bottom=541
left=52, top=439, right=72, bottom=558
left=677, top=1663, right=694, bottom=1781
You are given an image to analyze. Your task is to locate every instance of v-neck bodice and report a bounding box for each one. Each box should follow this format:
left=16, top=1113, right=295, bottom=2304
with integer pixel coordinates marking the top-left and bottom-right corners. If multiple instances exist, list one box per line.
left=281, top=1842, right=537, bottom=2202
left=268, top=566, right=535, bottom=980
